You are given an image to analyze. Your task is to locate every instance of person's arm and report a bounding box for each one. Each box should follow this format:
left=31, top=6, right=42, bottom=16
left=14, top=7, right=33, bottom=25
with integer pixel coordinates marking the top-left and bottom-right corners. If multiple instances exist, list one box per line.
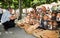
left=9, top=14, right=16, bottom=20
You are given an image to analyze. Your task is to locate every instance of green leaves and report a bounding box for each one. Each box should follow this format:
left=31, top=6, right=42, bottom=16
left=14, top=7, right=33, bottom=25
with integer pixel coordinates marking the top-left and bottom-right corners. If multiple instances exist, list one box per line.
left=0, top=0, right=58, bottom=9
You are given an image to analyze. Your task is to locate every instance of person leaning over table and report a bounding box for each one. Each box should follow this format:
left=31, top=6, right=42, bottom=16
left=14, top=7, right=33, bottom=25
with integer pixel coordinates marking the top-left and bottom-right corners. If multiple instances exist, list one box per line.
left=1, top=8, right=16, bottom=31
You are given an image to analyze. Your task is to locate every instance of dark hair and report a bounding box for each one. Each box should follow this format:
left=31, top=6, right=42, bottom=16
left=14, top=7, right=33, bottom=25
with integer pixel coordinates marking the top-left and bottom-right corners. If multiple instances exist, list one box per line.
left=8, top=7, right=12, bottom=11
left=52, top=12, right=57, bottom=16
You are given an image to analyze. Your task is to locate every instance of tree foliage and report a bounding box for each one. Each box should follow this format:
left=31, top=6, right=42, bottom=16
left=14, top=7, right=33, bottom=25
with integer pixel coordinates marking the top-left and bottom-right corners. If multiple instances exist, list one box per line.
left=0, top=0, right=58, bottom=9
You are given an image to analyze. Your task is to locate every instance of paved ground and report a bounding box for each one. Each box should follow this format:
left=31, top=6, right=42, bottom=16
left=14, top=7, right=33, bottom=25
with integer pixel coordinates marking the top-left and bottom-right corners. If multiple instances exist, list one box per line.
left=0, top=25, right=36, bottom=38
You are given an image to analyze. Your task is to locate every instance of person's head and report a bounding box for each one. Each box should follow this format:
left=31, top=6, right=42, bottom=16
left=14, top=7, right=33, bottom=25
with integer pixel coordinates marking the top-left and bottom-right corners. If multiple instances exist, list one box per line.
left=8, top=7, right=13, bottom=13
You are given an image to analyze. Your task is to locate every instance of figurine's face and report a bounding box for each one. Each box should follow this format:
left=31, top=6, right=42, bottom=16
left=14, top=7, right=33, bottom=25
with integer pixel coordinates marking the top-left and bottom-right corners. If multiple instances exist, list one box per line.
left=53, top=21, right=57, bottom=26
left=57, top=13, right=60, bottom=17
left=26, top=15, right=30, bottom=19
left=43, top=15, right=49, bottom=20
left=52, top=13, right=55, bottom=16
left=48, top=22, right=52, bottom=25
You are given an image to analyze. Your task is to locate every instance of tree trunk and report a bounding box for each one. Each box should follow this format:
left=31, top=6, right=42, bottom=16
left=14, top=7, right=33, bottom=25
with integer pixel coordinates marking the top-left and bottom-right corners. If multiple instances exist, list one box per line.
left=18, top=0, right=22, bottom=20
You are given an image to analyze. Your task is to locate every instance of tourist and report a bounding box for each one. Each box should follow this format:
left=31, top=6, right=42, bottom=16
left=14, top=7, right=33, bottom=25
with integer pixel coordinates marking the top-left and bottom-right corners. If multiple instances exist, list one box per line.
left=1, top=8, right=16, bottom=33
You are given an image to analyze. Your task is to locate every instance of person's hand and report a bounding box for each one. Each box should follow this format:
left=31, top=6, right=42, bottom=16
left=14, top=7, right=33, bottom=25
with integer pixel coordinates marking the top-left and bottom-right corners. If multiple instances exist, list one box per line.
left=9, top=15, right=16, bottom=20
